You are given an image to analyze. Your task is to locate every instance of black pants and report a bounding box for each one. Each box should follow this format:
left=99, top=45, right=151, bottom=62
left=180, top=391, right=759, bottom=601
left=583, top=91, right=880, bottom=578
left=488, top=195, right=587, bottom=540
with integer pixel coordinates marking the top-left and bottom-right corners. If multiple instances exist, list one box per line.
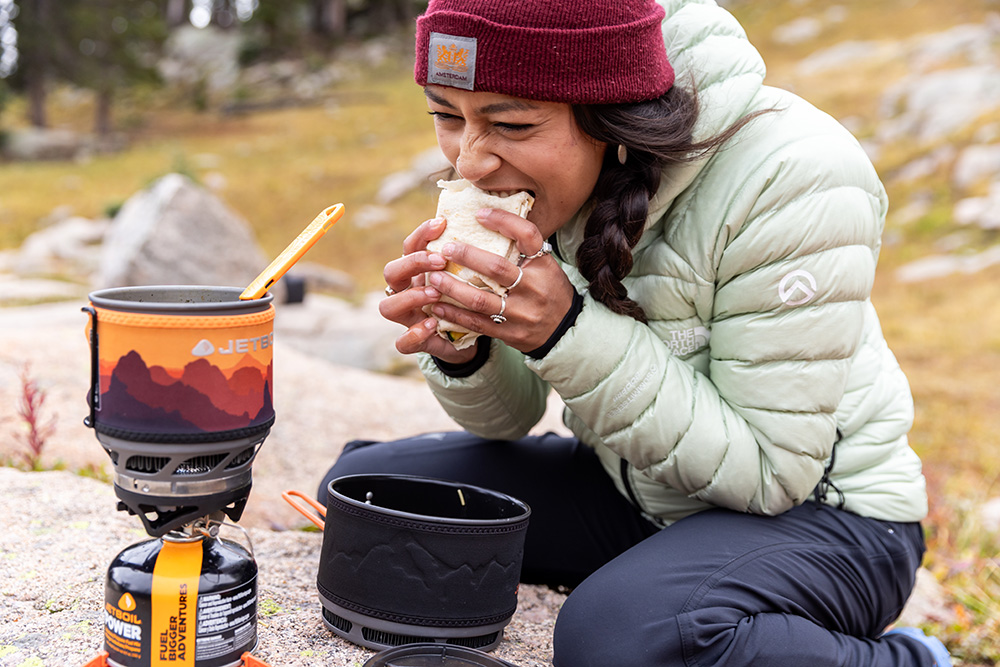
left=318, top=431, right=934, bottom=666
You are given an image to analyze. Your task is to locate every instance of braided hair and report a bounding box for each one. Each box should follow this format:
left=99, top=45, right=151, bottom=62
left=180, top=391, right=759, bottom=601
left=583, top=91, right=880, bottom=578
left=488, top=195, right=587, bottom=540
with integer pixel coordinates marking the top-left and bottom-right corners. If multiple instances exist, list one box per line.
left=571, top=85, right=761, bottom=323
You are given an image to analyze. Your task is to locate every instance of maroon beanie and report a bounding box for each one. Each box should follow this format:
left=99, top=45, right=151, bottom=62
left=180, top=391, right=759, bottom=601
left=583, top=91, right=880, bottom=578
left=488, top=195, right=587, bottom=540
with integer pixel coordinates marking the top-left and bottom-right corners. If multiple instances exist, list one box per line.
left=414, top=0, right=675, bottom=104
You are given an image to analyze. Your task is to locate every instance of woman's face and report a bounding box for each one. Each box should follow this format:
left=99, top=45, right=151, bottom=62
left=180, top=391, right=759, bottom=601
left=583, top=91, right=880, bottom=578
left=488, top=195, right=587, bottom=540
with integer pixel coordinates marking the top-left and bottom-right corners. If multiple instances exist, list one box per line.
left=425, top=84, right=607, bottom=240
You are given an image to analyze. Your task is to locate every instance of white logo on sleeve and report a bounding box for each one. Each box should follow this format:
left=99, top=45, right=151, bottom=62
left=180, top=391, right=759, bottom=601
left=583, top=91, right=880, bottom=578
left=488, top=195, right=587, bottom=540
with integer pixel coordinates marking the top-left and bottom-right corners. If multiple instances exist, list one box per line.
left=191, top=339, right=215, bottom=356
left=778, top=270, right=817, bottom=306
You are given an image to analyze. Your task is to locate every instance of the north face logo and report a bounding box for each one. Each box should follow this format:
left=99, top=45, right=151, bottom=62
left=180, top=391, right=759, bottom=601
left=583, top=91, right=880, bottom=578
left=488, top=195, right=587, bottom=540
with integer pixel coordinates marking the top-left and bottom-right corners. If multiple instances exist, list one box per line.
left=778, top=270, right=818, bottom=306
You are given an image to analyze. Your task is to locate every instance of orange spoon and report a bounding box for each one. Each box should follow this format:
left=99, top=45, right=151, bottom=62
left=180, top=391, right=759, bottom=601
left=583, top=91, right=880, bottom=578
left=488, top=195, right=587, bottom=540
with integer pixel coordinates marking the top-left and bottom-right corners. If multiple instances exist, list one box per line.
left=240, top=203, right=345, bottom=300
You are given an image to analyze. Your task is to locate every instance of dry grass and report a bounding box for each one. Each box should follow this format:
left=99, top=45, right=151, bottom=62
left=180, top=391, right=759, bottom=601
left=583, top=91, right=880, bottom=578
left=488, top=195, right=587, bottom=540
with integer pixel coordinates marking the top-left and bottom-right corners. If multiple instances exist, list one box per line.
left=0, top=63, right=440, bottom=293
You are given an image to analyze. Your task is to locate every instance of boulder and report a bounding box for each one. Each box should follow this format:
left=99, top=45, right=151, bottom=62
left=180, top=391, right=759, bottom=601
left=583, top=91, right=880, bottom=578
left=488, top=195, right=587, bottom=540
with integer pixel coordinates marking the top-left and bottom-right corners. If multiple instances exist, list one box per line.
left=95, top=173, right=268, bottom=290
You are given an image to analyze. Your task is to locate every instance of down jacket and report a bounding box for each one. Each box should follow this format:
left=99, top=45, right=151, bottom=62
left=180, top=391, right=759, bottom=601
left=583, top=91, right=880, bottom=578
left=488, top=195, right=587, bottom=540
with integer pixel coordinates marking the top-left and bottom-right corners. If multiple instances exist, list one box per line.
left=418, top=0, right=928, bottom=525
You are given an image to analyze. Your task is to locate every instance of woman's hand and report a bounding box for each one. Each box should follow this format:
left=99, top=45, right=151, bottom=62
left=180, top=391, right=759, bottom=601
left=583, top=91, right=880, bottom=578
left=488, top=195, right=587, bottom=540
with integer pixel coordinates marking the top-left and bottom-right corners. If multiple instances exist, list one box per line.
left=379, top=217, right=478, bottom=364
left=424, top=207, right=576, bottom=355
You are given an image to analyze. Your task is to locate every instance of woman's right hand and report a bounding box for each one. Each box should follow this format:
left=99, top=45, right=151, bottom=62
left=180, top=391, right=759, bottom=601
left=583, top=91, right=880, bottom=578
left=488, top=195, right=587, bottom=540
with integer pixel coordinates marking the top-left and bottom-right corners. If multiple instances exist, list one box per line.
left=379, top=217, right=479, bottom=364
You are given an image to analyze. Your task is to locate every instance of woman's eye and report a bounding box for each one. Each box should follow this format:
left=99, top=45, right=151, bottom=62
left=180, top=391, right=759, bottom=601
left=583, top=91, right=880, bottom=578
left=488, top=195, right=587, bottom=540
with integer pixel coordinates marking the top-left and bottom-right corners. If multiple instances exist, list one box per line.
left=495, top=122, right=532, bottom=132
left=428, top=111, right=461, bottom=122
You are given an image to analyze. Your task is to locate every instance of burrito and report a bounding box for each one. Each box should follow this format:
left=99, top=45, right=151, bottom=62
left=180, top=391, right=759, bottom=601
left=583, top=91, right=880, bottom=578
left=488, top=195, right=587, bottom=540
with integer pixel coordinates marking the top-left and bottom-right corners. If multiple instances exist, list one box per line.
left=425, top=178, right=534, bottom=350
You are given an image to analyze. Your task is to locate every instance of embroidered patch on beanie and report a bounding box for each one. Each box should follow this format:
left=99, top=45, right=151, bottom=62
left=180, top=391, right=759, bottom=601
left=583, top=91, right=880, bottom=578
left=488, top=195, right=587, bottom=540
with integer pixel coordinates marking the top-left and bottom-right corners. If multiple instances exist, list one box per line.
left=428, top=32, right=477, bottom=91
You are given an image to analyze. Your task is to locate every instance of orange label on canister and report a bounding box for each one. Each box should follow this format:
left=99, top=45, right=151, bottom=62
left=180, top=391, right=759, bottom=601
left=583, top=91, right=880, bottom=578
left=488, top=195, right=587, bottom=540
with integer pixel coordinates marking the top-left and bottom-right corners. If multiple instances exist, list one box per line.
left=151, top=540, right=202, bottom=665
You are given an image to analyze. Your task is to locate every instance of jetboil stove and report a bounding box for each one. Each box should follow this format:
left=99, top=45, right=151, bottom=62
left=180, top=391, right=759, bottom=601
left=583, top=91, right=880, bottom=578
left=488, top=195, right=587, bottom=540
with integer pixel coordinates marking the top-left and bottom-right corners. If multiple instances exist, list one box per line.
left=81, top=286, right=277, bottom=667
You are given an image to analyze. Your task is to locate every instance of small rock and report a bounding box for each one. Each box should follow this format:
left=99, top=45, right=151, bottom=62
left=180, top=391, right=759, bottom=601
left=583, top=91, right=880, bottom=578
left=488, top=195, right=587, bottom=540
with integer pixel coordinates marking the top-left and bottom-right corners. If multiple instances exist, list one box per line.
left=952, top=144, right=1000, bottom=191
left=11, top=217, right=109, bottom=279
left=878, top=66, right=1000, bottom=144
left=375, top=146, right=451, bottom=204
left=895, top=567, right=957, bottom=627
left=896, top=246, right=1000, bottom=282
left=1, top=127, right=91, bottom=162
left=979, top=496, right=1000, bottom=533
left=351, top=204, right=394, bottom=229
left=953, top=183, right=1000, bottom=230
left=772, top=17, right=822, bottom=45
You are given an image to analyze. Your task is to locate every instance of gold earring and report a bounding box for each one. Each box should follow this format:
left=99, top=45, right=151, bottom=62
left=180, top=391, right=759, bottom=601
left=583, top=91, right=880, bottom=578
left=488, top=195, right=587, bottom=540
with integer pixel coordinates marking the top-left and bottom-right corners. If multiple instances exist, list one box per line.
left=617, top=144, right=627, bottom=165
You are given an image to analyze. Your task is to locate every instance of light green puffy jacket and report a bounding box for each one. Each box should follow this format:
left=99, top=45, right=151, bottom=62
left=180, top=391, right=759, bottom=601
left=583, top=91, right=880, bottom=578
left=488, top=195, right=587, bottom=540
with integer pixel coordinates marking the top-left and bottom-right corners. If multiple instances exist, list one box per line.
left=418, top=0, right=928, bottom=525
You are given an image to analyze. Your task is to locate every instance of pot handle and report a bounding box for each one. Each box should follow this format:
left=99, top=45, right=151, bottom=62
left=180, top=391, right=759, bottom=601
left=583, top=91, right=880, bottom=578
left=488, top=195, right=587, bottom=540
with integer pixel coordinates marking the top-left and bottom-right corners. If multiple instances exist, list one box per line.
left=81, top=306, right=99, bottom=429
left=282, top=490, right=326, bottom=530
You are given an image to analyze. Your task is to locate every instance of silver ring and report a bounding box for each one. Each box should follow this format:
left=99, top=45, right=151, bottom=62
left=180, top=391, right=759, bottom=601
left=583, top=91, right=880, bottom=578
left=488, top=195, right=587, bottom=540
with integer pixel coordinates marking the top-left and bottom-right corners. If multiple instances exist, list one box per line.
left=518, top=241, right=552, bottom=265
left=384, top=285, right=396, bottom=297
left=503, top=266, right=523, bottom=292
left=490, top=294, right=507, bottom=324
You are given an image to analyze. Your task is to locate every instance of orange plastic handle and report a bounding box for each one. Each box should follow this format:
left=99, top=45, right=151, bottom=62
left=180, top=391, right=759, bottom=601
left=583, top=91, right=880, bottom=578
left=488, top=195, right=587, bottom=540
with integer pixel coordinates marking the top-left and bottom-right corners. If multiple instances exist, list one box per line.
left=282, top=489, right=327, bottom=530
left=241, top=203, right=345, bottom=300
left=81, top=653, right=109, bottom=667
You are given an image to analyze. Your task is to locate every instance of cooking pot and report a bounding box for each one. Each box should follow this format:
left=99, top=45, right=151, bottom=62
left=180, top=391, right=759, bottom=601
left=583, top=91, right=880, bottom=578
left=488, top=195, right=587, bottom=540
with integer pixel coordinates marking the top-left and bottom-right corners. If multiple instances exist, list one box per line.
left=285, top=474, right=530, bottom=652
left=83, top=285, right=275, bottom=535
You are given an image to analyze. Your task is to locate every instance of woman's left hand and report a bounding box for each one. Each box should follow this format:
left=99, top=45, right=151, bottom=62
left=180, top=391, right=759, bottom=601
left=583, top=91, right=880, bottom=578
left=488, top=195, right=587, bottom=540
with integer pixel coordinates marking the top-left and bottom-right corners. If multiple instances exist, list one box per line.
left=425, top=207, right=577, bottom=354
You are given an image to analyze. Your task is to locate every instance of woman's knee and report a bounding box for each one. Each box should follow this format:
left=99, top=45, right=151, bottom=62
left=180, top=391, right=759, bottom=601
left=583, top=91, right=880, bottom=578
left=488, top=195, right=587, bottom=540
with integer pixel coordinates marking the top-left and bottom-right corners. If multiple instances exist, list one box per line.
left=552, top=578, right=613, bottom=666
left=552, top=565, right=684, bottom=667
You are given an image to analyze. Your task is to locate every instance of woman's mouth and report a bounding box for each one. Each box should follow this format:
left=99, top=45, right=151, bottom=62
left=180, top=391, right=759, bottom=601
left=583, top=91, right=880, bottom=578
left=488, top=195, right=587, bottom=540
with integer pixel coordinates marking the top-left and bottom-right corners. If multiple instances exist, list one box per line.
left=485, top=189, right=536, bottom=199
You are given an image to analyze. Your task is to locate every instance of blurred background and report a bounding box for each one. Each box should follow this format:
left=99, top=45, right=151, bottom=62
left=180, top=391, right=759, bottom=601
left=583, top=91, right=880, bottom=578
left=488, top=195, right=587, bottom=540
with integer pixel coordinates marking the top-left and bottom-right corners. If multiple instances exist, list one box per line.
left=0, top=0, right=999, bottom=662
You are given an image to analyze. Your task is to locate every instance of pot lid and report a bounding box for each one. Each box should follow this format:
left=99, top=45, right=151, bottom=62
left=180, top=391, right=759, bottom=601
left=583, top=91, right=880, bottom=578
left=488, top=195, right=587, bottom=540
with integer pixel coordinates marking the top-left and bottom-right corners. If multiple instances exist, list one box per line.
left=363, top=643, right=519, bottom=667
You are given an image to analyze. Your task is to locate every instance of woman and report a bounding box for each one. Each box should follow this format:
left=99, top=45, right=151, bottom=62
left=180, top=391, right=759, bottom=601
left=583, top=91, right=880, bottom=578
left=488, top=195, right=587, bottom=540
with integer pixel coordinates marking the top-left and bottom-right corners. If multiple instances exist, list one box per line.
left=320, top=0, right=950, bottom=664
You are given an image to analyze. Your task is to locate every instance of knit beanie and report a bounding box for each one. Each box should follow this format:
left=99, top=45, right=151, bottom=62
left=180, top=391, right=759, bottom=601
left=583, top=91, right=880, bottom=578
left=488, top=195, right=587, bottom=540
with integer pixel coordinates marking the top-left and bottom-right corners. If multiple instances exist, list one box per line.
left=414, top=0, right=675, bottom=105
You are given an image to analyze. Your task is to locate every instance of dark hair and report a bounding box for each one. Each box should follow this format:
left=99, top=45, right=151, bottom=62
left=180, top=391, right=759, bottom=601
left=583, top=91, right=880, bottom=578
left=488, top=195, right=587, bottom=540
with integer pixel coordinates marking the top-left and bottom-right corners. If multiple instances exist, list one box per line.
left=571, top=85, right=765, bottom=323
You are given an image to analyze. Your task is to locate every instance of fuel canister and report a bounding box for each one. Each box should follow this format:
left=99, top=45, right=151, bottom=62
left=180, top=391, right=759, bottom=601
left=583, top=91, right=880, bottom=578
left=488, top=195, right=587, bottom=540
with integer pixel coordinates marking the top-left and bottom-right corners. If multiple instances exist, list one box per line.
left=103, top=534, right=257, bottom=667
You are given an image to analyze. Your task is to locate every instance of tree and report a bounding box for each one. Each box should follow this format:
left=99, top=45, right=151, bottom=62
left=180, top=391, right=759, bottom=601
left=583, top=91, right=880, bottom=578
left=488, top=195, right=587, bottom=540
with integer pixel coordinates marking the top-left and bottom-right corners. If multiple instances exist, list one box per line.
left=311, top=0, right=346, bottom=39
left=64, top=0, right=168, bottom=136
left=239, top=0, right=310, bottom=61
left=165, top=0, right=188, bottom=27
left=7, top=0, right=75, bottom=127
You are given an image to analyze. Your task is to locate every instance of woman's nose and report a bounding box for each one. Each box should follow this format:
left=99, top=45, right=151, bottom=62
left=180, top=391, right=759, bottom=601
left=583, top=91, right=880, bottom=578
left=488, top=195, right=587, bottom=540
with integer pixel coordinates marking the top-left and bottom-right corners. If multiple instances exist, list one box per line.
left=455, top=131, right=501, bottom=182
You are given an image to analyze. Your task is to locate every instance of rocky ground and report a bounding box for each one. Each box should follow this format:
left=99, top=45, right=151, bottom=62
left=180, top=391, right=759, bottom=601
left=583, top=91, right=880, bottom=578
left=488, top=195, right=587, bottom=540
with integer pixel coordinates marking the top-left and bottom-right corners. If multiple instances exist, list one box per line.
left=0, top=283, right=958, bottom=667
left=0, top=288, right=571, bottom=667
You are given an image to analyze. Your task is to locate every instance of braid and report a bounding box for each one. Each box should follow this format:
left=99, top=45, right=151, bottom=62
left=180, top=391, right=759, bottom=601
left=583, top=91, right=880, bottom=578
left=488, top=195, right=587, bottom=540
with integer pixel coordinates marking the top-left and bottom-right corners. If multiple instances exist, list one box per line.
left=576, top=155, right=660, bottom=323
left=572, top=84, right=768, bottom=322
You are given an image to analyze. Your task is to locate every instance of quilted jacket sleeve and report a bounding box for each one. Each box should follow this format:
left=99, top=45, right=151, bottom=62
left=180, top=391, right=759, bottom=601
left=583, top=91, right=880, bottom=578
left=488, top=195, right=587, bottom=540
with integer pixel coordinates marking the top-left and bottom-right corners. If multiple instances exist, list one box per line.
left=526, top=98, right=889, bottom=517
left=418, top=339, right=550, bottom=441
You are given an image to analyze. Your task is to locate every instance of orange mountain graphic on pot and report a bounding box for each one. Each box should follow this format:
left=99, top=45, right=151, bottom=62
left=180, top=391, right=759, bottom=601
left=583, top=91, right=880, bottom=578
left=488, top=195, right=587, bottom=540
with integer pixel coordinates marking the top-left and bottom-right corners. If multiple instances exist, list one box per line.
left=99, top=350, right=273, bottom=435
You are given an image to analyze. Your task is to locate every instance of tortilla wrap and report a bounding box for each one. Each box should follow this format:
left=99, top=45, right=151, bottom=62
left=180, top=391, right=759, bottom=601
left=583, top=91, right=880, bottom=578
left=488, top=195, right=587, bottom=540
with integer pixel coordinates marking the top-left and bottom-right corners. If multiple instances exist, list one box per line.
left=425, top=178, right=534, bottom=350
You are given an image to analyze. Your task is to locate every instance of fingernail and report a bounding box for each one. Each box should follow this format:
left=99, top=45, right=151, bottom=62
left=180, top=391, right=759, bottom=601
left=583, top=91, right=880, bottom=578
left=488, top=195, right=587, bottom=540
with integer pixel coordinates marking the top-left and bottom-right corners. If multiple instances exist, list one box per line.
left=432, top=305, right=446, bottom=317
left=428, top=253, right=447, bottom=268
left=427, top=272, right=442, bottom=287
left=475, top=208, right=491, bottom=220
left=441, top=243, right=455, bottom=257
left=424, top=286, right=440, bottom=298
left=430, top=217, right=446, bottom=229
left=423, top=318, right=438, bottom=330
